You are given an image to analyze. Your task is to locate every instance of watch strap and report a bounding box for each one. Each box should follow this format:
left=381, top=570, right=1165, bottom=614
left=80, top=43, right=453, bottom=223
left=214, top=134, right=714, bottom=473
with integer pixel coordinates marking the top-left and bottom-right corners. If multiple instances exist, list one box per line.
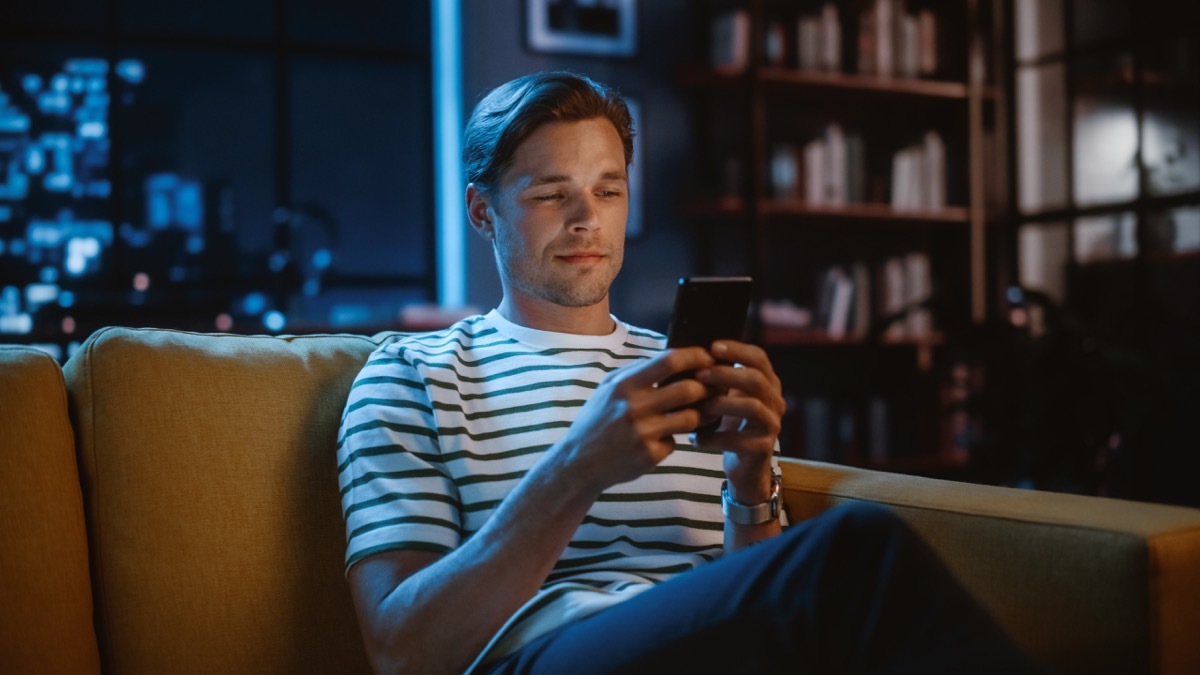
left=721, top=472, right=781, bottom=525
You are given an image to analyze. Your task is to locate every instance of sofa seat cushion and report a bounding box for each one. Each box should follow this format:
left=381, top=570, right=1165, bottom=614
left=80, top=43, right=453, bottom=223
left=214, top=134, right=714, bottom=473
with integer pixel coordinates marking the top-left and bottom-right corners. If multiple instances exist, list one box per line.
left=0, top=346, right=101, bottom=675
left=63, top=328, right=400, bottom=675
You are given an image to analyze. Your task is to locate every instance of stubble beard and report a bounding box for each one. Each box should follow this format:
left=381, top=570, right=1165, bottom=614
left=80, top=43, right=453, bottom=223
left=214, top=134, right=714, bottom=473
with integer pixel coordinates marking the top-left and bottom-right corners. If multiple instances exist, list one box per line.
left=499, top=241, right=624, bottom=309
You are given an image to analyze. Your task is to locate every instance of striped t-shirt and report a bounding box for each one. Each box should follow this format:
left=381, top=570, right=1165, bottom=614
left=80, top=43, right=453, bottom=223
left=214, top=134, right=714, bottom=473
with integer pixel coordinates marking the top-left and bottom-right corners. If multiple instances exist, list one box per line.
left=337, top=309, right=740, bottom=669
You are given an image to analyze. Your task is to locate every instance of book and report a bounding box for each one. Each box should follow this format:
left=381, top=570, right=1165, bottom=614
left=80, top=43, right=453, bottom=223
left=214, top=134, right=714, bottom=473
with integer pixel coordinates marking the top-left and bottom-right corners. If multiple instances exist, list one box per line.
left=825, top=123, right=847, bottom=206
left=712, top=9, right=750, bottom=73
left=797, top=15, right=821, bottom=71
left=803, top=138, right=828, bottom=206
left=819, top=3, right=842, bottom=72
left=826, top=266, right=855, bottom=339
left=878, top=256, right=907, bottom=340
left=850, top=261, right=872, bottom=338
left=867, top=395, right=891, bottom=462
left=923, top=130, right=946, bottom=211
left=764, top=19, right=786, bottom=66
left=845, top=132, right=866, bottom=204
left=802, top=396, right=834, bottom=461
left=904, top=251, right=932, bottom=337
left=917, top=9, right=938, bottom=76
left=874, top=0, right=895, bottom=78
left=857, top=4, right=876, bottom=75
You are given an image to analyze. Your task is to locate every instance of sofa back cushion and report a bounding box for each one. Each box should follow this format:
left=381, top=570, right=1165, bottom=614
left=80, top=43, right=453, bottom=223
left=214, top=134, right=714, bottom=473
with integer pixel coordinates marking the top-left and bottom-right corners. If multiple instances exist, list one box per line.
left=63, top=327, right=397, bottom=675
left=0, top=346, right=102, bottom=675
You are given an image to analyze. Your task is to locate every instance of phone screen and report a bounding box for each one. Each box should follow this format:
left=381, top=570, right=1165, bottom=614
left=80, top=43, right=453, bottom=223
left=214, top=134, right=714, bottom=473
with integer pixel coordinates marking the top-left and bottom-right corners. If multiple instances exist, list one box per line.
left=666, top=276, right=754, bottom=349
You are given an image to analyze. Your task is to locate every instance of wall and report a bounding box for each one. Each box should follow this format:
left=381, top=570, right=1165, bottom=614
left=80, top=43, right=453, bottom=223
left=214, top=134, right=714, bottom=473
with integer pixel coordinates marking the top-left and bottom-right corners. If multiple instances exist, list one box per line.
left=460, top=0, right=699, bottom=332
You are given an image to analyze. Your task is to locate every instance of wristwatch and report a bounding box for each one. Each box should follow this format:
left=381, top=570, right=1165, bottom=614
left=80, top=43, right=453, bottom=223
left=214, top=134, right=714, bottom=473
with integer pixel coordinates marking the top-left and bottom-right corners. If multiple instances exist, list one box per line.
left=721, top=471, right=782, bottom=525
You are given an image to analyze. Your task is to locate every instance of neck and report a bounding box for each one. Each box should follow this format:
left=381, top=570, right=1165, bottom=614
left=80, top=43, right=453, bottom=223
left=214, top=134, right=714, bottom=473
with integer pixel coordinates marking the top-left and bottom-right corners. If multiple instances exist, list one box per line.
left=497, top=295, right=615, bottom=335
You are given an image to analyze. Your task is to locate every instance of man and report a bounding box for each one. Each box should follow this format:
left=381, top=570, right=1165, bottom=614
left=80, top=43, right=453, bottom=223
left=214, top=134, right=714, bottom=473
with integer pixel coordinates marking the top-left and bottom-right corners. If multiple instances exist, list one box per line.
left=337, top=71, right=1041, bottom=674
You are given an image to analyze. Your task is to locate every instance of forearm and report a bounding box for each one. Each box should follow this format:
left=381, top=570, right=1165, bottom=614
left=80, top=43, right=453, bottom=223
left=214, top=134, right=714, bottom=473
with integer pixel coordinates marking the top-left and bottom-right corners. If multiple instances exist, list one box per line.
left=363, top=451, right=602, bottom=674
left=721, top=446, right=783, bottom=552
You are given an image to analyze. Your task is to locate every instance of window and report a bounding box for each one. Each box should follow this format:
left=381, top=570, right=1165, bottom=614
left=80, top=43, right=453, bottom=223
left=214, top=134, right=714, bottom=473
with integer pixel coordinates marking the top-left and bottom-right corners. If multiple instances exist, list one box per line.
left=0, top=0, right=435, bottom=358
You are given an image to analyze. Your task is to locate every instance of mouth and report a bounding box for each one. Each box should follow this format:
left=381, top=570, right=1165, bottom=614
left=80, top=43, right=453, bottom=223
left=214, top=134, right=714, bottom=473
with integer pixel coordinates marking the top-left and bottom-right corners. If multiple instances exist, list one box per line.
left=556, top=251, right=606, bottom=265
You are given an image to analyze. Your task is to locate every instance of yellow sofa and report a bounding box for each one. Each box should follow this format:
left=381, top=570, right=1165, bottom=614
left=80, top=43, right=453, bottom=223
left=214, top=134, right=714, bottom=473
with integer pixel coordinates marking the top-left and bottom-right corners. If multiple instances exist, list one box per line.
left=2, top=327, right=1199, bottom=675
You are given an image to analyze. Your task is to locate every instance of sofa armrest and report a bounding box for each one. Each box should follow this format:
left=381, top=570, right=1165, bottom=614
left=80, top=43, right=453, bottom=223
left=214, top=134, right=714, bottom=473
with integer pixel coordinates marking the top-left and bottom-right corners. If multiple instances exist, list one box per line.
left=778, top=457, right=1200, bottom=675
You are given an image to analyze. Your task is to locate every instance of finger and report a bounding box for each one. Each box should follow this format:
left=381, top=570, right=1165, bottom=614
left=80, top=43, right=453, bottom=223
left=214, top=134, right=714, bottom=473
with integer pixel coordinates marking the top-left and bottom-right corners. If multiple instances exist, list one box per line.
left=643, top=407, right=705, bottom=442
left=619, top=347, right=715, bottom=388
left=697, top=395, right=781, bottom=435
left=710, top=341, right=781, bottom=389
left=697, top=366, right=784, bottom=415
left=652, top=377, right=710, bottom=412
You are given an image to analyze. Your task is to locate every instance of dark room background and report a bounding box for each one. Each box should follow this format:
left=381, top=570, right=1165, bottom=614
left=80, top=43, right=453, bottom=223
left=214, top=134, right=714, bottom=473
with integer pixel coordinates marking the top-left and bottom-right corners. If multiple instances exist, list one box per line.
left=2, top=0, right=1197, bottom=508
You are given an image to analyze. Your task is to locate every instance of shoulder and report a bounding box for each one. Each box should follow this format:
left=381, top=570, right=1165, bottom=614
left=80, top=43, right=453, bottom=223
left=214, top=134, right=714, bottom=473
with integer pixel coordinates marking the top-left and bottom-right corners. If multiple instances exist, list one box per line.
left=620, top=321, right=667, bottom=355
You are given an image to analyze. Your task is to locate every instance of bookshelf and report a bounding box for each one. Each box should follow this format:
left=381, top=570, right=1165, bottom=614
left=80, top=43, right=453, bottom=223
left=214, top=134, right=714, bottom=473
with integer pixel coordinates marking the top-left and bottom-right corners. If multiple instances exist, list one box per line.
left=681, top=0, right=1001, bottom=475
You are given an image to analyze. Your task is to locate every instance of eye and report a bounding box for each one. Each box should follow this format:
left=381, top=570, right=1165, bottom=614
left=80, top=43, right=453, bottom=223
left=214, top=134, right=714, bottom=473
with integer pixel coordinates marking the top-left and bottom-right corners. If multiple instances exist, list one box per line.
left=533, top=192, right=565, bottom=202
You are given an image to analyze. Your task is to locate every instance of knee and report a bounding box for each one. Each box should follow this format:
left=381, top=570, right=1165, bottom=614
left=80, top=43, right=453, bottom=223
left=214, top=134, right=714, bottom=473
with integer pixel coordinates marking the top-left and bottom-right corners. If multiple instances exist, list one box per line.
left=787, top=501, right=923, bottom=568
left=804, top=501, right=912, bottom=541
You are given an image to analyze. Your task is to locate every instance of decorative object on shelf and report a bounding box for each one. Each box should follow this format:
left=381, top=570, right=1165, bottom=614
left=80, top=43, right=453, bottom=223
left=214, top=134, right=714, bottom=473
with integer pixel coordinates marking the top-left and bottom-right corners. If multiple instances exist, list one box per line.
left=525, top=0, right=637, bottom=57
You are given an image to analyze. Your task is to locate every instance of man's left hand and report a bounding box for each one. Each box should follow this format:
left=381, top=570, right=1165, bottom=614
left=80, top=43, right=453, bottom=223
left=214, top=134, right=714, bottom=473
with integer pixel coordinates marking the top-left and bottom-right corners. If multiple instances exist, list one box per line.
left=690, top=340, right=786, bottom=505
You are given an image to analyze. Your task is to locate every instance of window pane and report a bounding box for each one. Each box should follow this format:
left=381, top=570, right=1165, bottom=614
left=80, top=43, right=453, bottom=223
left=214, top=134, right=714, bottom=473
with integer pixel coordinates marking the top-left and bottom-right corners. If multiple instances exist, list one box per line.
left=1142, top=38, right=1200, bottom=197
left=0, top=43, right=113, bottom=337
left=1018, top=222, right=1069, bottom=302
left=1073, top=52, right=1138, bottom=207
left=1014, top=0, right=1064, bottom=62
left=288, top=57, right=433, bottom=325
left=117, top=48, right=275, bottom=249
left=112, top=47, right=277, bottom=330
left=1074, top=211, right=1136, bottom=263
left=288, top=0, right=431, bottom=52
left=1016, top=63, right=1069, bottom=212
left=1147, top=205, right=1200, bottom=254
left=119, top=0, right=273, bottom=40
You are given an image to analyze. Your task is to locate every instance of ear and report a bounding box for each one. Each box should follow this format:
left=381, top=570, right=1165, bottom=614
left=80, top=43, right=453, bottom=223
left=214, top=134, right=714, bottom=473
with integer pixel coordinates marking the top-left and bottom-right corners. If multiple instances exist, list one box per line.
left=466, top=183, right=495, bottom=241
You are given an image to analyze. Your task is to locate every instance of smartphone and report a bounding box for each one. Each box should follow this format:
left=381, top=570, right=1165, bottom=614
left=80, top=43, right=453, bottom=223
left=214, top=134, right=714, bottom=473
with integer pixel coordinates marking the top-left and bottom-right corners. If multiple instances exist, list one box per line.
left=666, top=276, right=754, bottom=351
left=662, top=277, right=754, bottom=431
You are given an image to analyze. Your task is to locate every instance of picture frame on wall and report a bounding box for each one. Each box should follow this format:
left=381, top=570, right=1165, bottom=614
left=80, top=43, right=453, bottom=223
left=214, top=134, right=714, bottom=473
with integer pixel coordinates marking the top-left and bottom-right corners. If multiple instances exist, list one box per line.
left=525, top=0, right=637, bottom=57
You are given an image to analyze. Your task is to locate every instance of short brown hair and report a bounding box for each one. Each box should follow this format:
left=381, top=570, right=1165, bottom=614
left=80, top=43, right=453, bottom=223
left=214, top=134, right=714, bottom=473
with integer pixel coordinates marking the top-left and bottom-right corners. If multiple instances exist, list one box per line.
left=462, top=71, right=635, bottom=194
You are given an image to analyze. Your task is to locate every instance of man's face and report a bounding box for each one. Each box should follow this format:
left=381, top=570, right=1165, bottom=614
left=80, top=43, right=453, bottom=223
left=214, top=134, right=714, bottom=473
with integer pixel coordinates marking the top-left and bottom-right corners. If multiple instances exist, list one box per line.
left=483, top=117, right=627, bottom=310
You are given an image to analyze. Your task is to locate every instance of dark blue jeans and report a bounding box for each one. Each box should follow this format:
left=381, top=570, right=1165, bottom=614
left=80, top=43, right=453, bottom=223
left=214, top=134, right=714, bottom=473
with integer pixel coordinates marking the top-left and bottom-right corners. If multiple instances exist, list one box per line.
left=484, top=502, right=1044, bottom=674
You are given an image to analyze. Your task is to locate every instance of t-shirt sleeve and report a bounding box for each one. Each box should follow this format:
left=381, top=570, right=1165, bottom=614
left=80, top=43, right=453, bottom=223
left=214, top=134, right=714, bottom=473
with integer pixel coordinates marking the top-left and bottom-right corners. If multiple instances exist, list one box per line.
left=337, top=343, right=462, bottom=573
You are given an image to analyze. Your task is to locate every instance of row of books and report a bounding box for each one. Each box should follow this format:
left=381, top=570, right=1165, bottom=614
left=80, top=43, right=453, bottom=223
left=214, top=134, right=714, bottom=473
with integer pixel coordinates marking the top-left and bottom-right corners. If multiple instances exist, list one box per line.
left=784, top=393, right=914, bottom=464
left=760, top=252, right=935, bottom=341
left=712, top=1, right=939, bottom=79
left=767, top=124, right=946, bottom=212
left=785, top=378, right=973, bottom=464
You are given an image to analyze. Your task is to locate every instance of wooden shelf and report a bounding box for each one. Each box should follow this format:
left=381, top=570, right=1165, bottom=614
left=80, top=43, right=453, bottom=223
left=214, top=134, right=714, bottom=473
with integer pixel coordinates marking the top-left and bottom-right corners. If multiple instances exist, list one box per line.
left=762, top=200, right=969, bottom=225
left=680, top=65, right=989, bottom=102
left=684, top=197, right=969, bottom=226
left=760, top=325, right=944, bottom=348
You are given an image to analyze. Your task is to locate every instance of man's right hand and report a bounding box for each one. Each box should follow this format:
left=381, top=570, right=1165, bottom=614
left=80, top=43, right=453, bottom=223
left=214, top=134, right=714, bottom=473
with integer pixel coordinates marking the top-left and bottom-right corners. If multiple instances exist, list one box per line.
left=554, top=346, right=716, bottom=492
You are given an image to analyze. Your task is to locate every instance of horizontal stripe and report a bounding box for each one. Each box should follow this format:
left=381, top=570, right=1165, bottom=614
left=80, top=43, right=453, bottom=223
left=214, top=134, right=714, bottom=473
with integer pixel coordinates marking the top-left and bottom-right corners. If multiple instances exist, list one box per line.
left=344, top=490, right=459, bottom=518
left=349, top=514, right=458, bottom=541
left=581, top=514, right=724, bottom=531
left=346, top=541, right=453, bottom=571
left=566, top=535, right=722, bottom=555
left=433, top=398, right=589, bottom=421
left=340, top=467, right=448, bottom=496
left=438, top=420, right=572, bottom=442
left=596, top=490, right=720, bottom=506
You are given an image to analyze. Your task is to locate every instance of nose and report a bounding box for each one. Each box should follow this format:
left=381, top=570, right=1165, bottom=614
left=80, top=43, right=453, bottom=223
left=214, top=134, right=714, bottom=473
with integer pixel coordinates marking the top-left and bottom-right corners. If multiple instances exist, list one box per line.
left=567, top=193, right=600, bottom=233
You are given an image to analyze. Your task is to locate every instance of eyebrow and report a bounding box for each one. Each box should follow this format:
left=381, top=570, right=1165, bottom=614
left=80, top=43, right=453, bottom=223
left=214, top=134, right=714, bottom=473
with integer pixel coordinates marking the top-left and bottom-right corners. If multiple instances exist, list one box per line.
left=526, top=170, right=628, bottom=187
